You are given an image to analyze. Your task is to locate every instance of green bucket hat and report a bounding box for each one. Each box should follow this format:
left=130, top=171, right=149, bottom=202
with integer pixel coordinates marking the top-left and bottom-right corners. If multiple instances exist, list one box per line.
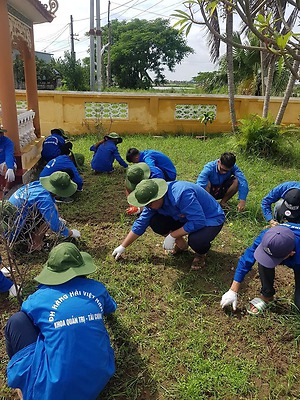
left=104, top=132, right=123, bottom=144
left=35, top=242, right=97, bottom=285
left=127, top=178, right=168, bottom=207
left=72, top=152, right=85, bottom=170
left=40, top=171, right=78, bottom=198
left=51, top=128, right=68, bottom=139
left=125, top=162, right=151, bottom=192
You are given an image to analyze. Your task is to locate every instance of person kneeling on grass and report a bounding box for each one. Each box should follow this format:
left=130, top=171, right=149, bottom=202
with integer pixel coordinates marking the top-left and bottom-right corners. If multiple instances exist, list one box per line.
left=7, top=171, right=80, bottom=252
left=196, top=152, right=248, bottom=212
left=90, top=132, right=128, bottom=173
left=220, top=225, right=300, bottom=315
left=112, top=178, right=225, bottom=269
left=5, top=242, right=117, bottom=400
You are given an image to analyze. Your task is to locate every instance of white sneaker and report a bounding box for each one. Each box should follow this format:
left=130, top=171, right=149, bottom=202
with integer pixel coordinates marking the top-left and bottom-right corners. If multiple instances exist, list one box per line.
left=9, top=284, right=20, bottom=297
left=1, top=266, right=11, bottom=277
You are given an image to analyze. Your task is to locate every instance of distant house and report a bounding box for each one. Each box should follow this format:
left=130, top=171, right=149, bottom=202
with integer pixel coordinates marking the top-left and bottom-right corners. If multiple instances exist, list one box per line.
left=13, top=50, right=61, bottom=90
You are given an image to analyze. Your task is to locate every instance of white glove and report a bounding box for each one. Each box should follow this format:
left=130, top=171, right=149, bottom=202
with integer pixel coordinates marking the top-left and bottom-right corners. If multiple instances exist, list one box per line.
left=112, top=245, right=125, bottom=260
left=163, top=234, right=176, bottom=251
left=71, top=229, right=81, bottom=238
left=9, top=284, right=20, bottom=298
left=5, top=169, right=15, bottom=182
left=220, top=289, right=238, bottom=311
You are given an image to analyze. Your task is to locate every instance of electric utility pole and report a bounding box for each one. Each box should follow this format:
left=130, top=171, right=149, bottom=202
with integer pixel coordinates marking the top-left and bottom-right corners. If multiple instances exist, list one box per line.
left=95, top=0, right=102, bottom=91
left=107, top=0, right=111, bottom=87
left=70, top=15, right=76, bottom=60
left=89, top=0, right=95, bottom=91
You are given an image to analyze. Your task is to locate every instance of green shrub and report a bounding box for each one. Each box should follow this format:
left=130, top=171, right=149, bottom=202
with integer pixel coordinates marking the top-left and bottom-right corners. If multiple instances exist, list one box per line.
left=235, top=114, right=282, bottom=157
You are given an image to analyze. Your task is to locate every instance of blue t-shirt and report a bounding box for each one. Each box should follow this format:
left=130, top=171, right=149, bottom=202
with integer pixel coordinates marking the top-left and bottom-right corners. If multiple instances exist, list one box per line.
left=233, top=222, right=300, bottom=283
left=261, top=181, right=300, bottom=222
left=40, top=155, right=83, bottom=191
left=7, top=277, right=117, bottom=400
left=139, top=150, right=176, bottom=181
left=131, top=181, right=225, bottom=236
left=90, top=140, right=128, bottom=172
left=196, top=159, right=249, bottom=201
left=0, top=136, right=15, bottom=169
left=41, top=134, right=66, bottom=162
left=8, top=181, right=69, bottom=237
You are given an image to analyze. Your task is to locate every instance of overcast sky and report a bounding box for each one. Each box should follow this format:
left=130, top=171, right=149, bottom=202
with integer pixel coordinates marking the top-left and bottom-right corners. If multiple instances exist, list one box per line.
left=33, top=0, right=220, bottom=81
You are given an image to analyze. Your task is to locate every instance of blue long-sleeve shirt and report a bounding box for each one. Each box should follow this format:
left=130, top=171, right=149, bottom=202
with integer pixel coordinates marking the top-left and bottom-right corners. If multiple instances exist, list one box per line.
left=40, top=155, right=83, bottom=191
left=0, top=136, right=15, bottom=169
left=233, top=222, right=300, bottom=283
left=41, top=134, right=67, bottom=162
left=90, top=141, right=128, bottom=172
left=0, top=271, right=13, bottom=292
left=8, top=181, right=69, bottom=237
left=131, top=181, right=225, bottom=236
left=261, top=182, right=300, bottom=222
left=139, top=150, right=176, bottom=181
left=7, top=277, right=117, bottom=400
left=196, top=160, right=249, bottom=201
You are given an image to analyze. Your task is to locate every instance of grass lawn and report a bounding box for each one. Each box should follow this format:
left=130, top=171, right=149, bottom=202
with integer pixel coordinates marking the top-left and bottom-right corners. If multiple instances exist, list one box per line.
left=1, top=132, right=300, bottom=400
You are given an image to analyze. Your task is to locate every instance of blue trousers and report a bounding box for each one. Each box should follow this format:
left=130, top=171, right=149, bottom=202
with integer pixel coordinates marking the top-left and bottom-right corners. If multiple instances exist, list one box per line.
left=5, top=311, right=39, bottom=359
left=149, top=214, right=223, bottom=255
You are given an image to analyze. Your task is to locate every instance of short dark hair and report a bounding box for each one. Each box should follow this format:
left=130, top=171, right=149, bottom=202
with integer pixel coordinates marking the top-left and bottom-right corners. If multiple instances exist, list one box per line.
left=220, top=152, right=236, bottom=168
left=126, top=148, right=140, bottom=163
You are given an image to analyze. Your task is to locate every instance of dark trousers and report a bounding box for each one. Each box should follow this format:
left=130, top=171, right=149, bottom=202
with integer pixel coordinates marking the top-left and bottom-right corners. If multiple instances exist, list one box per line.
left=258, top=264, right=300, bottom=309
left=150, top=214, right=223, bottom=255
left=5, top=311, right=39, bottom=359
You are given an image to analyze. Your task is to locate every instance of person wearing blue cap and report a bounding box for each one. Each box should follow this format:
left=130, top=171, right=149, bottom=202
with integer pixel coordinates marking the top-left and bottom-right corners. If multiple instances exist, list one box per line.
left=196, top=152, right=248, bottom=212
left=220, top=224, right=300, bottom=315
left=261, top=182, right=300, bottom=226
left=5, top=242, right=117, bottom=400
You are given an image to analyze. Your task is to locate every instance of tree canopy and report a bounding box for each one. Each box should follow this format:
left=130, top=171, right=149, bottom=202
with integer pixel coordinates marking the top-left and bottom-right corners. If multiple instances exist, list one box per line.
left=101, top=18, right=194, bottom=89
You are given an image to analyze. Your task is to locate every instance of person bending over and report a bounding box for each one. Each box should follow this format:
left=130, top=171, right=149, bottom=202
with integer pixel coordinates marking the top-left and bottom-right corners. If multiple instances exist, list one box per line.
left=261, top=183, right=300, bottom=227
left=113, top=178, right=225, bottom=270
left=7, top=171, right=80, bottom=251
left=126, top=147, right=176, bottom=181
left=221, top=225, right=300, bottom=315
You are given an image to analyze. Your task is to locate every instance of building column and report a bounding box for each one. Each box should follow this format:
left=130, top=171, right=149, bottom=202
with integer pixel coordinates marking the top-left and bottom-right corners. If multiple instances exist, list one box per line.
left=0, top=0, right=21, bottom=155
left=23, top=28, right=41, bottom=138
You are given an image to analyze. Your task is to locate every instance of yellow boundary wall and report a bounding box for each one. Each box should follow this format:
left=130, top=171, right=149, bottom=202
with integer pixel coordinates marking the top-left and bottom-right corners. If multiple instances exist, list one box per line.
left=16, top=90, right=300, bottom=135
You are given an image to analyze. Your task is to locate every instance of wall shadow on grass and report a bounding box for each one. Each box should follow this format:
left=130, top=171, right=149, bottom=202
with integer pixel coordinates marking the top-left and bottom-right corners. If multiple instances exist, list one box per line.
left=100, top=314, right=158, bottom=400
